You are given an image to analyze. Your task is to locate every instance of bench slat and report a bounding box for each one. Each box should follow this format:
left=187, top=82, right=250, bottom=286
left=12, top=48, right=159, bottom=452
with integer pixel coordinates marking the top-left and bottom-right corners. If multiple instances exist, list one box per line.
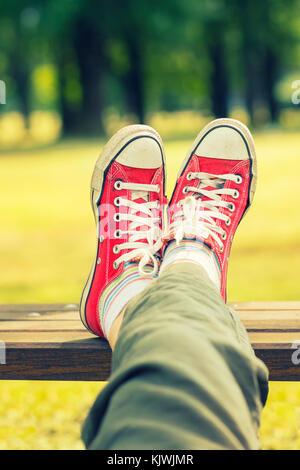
left=2, top=316, right=300, bottom=331
left=0, top=302, right=299, bottom=381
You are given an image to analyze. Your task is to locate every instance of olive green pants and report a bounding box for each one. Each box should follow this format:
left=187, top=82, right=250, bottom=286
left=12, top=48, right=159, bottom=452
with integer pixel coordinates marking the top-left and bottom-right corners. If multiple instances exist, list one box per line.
left=82, top=262, right=269, bottom=450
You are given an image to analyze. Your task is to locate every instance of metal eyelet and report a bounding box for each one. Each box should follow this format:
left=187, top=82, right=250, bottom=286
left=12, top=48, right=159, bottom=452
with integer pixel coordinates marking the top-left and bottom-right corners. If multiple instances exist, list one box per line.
left=114, top=229, right=121, bottom=238
left=183, top=186, right=189, bottom=194
left=114, top=197, right=121, bottom=207
left=220, top=245, right=224, bottom=253
left=187, top=173, right=193, bottom=181
left=225, top=218, right=231, bottom=226
left=236, top=175, right=243, bottom=184
left=113, top=245, right=120, bottom=254
left=221, top=231, right=227, bottom=240
left=114, top=213, right=120, bottom=222
left=233, top=190, right=239, bottom=199
left=228, top=202, right=235, bottom=212
left=114, top=180, right=122, bottom=190
left=113, top=261, right=119, bottom=269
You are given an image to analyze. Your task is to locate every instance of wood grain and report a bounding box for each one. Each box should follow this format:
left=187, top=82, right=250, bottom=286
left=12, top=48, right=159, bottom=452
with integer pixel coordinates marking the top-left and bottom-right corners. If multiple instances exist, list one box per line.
left=0, top=302, right=299, bottom=381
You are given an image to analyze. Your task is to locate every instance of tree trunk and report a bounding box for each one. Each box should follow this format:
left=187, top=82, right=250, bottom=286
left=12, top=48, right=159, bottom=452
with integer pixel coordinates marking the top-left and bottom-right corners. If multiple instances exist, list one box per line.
left=208, top=38, right=229, bottom=118
left=123, top=35, right=145, bottom=124
left=238, top=0, right=261, bottom=127
left=73, top=19, right=106, bottom=135
left=243, top=48, right=257, bottom=126
left=10, top=48, right=30, bottom=128
left=263, top=48, right=279, bottom=123
left=56, top=46, right=79, bottom=136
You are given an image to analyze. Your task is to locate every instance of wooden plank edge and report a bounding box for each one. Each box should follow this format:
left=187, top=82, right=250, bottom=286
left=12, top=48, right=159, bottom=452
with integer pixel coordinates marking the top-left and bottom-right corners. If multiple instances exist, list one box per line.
left=0, top=346, right=111, bottom=381
left=254, top=348, right=300, bottom=381
left=0, top=344, right=299, bottom=381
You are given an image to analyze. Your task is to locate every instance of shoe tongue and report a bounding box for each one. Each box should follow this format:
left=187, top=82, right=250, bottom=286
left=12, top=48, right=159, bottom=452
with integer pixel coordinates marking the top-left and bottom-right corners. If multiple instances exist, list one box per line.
left=118, top=164, right=157, bottom=184
left=193, top=155, right=236, bottom=200
left=187, top=156, right=236, bottom=248
left=131, top=192, right=149, bottom=203
left=117, top=164, right=157, bottom=203
left=197, top=155, right=238, bottom=174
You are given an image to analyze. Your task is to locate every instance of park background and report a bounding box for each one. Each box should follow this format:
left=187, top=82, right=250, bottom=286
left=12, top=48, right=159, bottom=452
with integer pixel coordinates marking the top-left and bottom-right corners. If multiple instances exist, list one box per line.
left=0, top=0, right=300, bottom=449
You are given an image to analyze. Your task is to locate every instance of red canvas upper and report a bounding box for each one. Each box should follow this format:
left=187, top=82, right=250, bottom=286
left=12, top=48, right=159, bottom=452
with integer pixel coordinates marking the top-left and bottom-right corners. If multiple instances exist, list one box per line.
left=169, top=153, right=251, bottom=301
left=84, top=161, right=165, bottom=336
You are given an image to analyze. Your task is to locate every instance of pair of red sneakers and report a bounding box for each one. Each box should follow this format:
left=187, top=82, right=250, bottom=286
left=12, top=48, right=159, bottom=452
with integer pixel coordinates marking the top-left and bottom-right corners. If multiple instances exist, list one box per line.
left=80, top=119, right=257, bottom=338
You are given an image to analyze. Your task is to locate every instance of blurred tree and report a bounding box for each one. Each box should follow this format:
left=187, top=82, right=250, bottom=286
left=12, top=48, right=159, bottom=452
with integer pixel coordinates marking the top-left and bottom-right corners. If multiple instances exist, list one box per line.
left=72, top=15, right=107, bottom=135
left=231, top=0, right=261, bottom=125
left=39, top=0, right=109, bottom=135
left=1, top=0, right=300, bottom=136
left=260, top=0, right=299, bottom=123
left=0, top=0, right=36, bottom=127
left=109, top=0, right=193, bottom=123
left=231, top=0, right=299, bottom=125
left=55, top=44, right=80, bottom=135
left=201, top=0, right=230, bottom=118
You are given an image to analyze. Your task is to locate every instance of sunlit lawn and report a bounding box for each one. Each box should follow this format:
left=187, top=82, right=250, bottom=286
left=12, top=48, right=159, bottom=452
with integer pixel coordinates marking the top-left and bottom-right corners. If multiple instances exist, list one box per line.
left=0, top=129, right=300, bottom=449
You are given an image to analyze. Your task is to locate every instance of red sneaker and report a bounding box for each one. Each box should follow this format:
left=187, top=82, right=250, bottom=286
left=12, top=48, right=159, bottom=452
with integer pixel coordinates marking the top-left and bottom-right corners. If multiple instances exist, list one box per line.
left=80, top=125, right=166, bottom=337
left=167, top=118, right=257, bottom=301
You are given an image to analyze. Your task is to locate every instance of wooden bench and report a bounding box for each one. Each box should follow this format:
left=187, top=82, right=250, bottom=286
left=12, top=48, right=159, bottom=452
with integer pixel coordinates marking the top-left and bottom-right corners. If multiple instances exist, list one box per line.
left=0, top=302, right=299, bottom=382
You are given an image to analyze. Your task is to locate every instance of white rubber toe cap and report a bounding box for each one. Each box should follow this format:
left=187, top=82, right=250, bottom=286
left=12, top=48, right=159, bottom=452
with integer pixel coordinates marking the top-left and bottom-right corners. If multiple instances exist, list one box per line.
left=116, top=136, right=163, bottom=168
left=195, top=125, right=249, bottom=160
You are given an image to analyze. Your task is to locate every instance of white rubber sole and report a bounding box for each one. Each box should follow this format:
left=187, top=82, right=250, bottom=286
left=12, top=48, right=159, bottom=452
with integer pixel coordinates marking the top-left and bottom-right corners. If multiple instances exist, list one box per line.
left=79, top=125, right=166, bottom=333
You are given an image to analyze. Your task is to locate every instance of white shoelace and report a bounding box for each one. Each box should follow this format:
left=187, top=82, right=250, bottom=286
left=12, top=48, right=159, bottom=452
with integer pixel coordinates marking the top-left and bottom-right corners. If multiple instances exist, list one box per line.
left=170, top=172, right=242, bottom=252
left=113, top=181, right=163, bottom=276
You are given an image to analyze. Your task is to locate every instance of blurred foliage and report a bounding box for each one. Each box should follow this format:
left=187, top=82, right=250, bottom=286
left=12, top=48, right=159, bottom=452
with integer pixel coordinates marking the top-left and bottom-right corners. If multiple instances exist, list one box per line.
left=1, top=0, right=300, bottom=136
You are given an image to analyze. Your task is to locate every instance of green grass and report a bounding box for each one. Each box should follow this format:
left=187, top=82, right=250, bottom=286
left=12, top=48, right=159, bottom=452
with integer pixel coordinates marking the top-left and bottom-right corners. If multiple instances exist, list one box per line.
left=0, top=131, right=300, bottom=449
